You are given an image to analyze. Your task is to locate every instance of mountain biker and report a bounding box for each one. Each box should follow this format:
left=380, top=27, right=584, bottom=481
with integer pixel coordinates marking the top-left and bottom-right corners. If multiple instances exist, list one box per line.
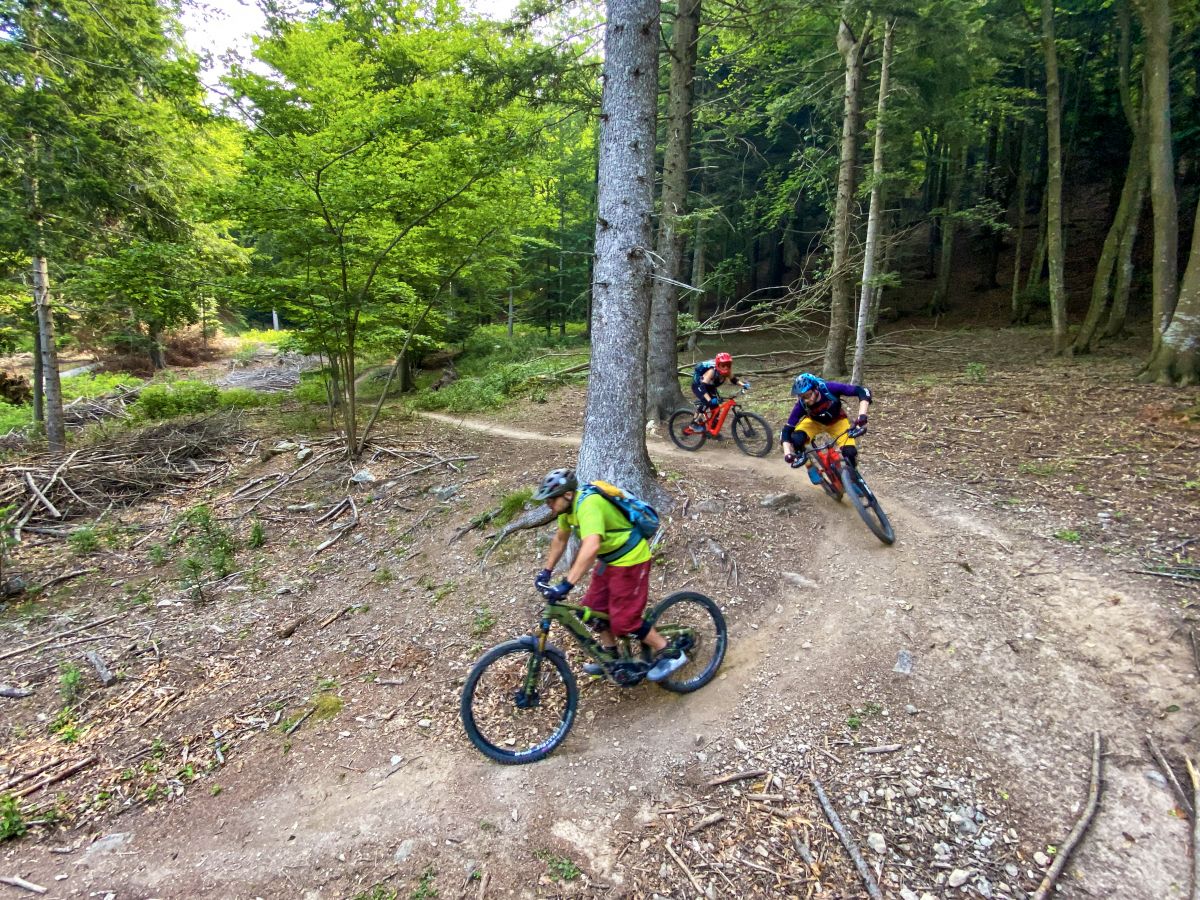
left=691, top=352, right=749, bottom=422
left=780, top=373, right=872, bottom=485
left=531, top=467, right=687, bottom=682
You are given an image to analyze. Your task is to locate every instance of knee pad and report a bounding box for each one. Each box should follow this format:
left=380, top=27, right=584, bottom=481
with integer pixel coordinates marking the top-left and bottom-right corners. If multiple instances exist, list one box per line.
left=631, top=620, right=652, bottom=640
left=844, top=445, right=858, bottom=467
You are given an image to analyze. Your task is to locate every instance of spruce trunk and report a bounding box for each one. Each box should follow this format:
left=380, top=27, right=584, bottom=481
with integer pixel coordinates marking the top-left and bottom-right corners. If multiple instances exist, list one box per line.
left=852, top=20, right=894, bottom=386
left=32, top=256, right=65, bottom=453
left=822, top=15, right=869, bottom=378
left=1043, top=0, right=1068, bottom=354
left=929, top=143, right=966, bottom=316
left=646, top=0, right=700, bottom=421
left=577, top=0, right=659, bottom=499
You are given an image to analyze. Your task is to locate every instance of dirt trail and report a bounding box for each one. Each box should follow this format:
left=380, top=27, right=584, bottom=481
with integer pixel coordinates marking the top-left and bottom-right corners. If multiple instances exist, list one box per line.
left=6, top=412, right=1195, bottom=899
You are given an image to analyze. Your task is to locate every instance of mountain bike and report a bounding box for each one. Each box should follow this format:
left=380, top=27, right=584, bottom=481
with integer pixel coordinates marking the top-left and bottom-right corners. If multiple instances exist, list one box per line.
left=460, top=590, right=727, bottom=764
left=801, top=426, right=895, bottom=545
left=668, top=386, right=773, bottom=456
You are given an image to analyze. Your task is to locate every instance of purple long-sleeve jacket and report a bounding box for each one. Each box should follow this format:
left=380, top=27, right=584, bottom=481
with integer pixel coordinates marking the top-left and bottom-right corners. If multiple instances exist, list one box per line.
left=785, top=381, right=872, bottom=429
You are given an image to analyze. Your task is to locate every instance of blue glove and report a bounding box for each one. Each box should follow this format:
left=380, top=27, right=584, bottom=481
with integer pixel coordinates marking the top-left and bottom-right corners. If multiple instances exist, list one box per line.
left=534, top=568, right=553, bottom=590
left=742, top=380, right=751, bottom=391
left=539, top=579, right=574, bottom=602
left=708, top=396, right=720, bottom=408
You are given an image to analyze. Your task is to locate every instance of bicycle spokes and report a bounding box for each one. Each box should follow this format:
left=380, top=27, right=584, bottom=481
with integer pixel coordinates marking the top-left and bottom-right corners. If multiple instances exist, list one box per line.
left=465, top=645, right=573, bottom=757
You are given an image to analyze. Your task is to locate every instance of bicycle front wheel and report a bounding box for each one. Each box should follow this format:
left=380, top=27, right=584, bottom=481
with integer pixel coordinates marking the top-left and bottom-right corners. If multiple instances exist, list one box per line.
left=668, top=409, right=708, bottom=451
left=839, top=462, right=895, bottom=545
left=645, top=592, right=727, bottom=694
left=732, top=411, right=773, bottom=457
left=460, top=638, right=578, bottom=764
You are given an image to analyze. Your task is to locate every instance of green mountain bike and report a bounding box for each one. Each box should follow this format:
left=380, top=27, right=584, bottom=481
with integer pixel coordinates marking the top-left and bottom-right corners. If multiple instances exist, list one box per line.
left=461, top=591, right=727, bottom=764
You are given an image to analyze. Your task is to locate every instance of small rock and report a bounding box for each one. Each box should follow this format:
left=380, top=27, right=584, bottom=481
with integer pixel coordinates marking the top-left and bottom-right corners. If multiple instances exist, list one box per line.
left=1004, top=864, right=1019, bottom=879
left=734, top=738, right=748, bottom=752
left=418, top=719, right=432, bottom=728
left=948, top=869, right=971, bottom=888
left=296, top=447, right=313, bottom=462
left=867, top=832, right=886, bottom=854
left=1034, top=851, right=1050, bottom=867
left=893, top=649, right=914, bottom=675
left=429, top=485, right=458, bottom=501
left=905, top=704, right=918, bottom=715
left=900, top=890, right=919, bottom=900
left=270, top=441, right=300, bottom=454
left=393, top=838, right=416, bottom=863
left=782, top=571, right=818, bottom=590
left=695, top=499, right=726, bottom=514
left=350, top=469, right=376, bottom=484
left=933, top=842, right=952, bottom=859
left=761, top=493, right=802, bottom=509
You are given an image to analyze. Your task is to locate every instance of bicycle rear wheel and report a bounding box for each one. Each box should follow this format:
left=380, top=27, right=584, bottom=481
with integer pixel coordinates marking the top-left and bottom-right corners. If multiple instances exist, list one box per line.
left=668, top=409, right=708, bottom=451
left=644, top=592, right=727, bottom=693
left=732, top=411, right=773, bottom=457
left=839, top=462, right=895, bottom=545
left=460, top=638, right=578, bottom=764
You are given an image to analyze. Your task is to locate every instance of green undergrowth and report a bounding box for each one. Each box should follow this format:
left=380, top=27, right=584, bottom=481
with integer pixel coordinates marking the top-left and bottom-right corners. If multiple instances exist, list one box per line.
left=0, top=372, right=142, bottom=435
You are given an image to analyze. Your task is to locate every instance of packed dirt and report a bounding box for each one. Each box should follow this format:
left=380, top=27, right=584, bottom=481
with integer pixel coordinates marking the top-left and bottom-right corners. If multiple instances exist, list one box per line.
left=1, top=326, right=1198, bottom=899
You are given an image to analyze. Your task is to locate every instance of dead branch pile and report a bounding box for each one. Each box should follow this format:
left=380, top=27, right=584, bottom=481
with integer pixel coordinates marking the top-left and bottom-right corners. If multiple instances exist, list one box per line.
left=0, top=415, right=242, bottom=533
left=61, top=383, right=148, bottom=427
left=216, top=367, right=301, bottom=393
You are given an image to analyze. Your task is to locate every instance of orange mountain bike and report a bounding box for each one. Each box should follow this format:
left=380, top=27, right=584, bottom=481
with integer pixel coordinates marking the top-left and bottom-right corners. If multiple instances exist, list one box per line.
left=801, top=426, right=894, bottom=545
left=668, top=386, right=773, bottom=457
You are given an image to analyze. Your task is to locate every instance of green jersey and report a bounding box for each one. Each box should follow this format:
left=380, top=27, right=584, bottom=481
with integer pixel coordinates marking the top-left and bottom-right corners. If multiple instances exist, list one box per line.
left=556, top=491, right=651, bottom=566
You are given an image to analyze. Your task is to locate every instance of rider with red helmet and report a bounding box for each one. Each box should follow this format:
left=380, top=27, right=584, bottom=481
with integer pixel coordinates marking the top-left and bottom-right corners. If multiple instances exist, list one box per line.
left=691, top=352, right=749, bottom=420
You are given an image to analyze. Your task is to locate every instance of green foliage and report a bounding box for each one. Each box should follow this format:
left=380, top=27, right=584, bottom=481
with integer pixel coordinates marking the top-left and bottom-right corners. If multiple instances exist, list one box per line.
left=1055, top=529, right=1082, bottom=543
left=536, top=851, right=581, bottom=882
left=134, top=382, right=221, bottom=420
left=470, top=607, right=497, bottom=637
left=411, top=867, right=438, bottom=900
left=61, top=373, right=141, bottom=401
left=248, top=520, right=266, bottom=549
left=964, top=362, right=987, bottom=383
left=68, top=527, right=99, bottom=555
left=0, top=795, right=25, bottom=841
left=312, top=692, right=344, bottom=721
left=354, top=887, right=398, bottom=900
left=177, top=505, right=238, bottom=595
left=495, top=489, right=533, bottom=526
left=59, top=663, right=84, bottom=704
left=217, top=389, right=272, bottom=411
left=148, top=544, right=169, bottom=566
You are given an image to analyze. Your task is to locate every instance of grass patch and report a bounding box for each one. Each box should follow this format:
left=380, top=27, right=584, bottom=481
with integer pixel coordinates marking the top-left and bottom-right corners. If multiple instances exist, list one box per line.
left=1054, top=529, right=1082, bottom=543
left=470, top=607, right=497, bottom=637
left=0, top=795, right=26, bottom=841
left=353, top=887, right=398, bottom=900
left=495, top=489, right=533, bottom=526
left=59, top=662, right=83, bottom=704
left=311, top=692, right=344, bottom=721
left=410, top=866, right=438, bottom=900
left=68, top=526, right=99, bottom=555
left=536, top=850, right=581, bottom=882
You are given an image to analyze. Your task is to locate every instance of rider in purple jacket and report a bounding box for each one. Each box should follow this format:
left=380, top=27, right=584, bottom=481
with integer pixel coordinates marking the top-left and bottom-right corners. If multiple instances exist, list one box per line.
left=780, top=373, right=872, bottom=485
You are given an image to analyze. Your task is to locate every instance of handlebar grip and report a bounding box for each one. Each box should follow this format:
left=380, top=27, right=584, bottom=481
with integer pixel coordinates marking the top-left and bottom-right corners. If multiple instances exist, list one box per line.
left=848, top=426, right=865, bottom=438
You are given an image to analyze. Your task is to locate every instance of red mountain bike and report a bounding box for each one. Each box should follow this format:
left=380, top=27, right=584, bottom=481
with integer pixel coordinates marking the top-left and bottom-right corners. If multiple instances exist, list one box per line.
left=668, top=386, right=773, bottom=457
left=802, top=426, right=894, bottom=545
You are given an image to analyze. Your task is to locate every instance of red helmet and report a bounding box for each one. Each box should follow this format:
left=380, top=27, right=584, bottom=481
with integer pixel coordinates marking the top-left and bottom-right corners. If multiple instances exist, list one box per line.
left=714, top=352, right=733, bottom=374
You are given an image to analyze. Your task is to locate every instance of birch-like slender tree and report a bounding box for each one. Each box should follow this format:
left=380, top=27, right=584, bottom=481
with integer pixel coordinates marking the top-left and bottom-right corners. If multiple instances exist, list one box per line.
left=646, top=0, right=701, bottom=421
left=822, top=11, right=871, bottom=378
left=851, top=18, right=894, bottom=387
left=577, top=0, right=660, bottom=497
left=1042, top=0, right=1067, bottom=354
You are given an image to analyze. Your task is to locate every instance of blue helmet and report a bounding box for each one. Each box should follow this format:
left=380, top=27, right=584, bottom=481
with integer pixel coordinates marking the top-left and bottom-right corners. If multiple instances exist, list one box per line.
left=791, top=372, right=825, bottom=397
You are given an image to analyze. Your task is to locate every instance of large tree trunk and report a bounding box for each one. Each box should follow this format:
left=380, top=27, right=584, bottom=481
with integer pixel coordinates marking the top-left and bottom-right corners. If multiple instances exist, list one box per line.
left=646, top=0, right=700, bottom=421
left=822, top=13, right=870, bottom=378
left=1103, top=177, right=1146, bottom=338
left=1010, top=122, right=1031, bottom=322
left=577, top=0, right=659, bottom=498
left=686, top=206, right=704, bottom=352
left=1143, top=199, right=1200, bottom=385
left=1136, top=0, right=1178, bottom=355
left=852, top=19, right=894, bottom=386
left=1073, top=109, right=1148, bottom=354
left=32, top=256, right=65, bottom=453
left=1042, top=0, right=1068, bottom=354
left=31, top=315, right=43, bottom=424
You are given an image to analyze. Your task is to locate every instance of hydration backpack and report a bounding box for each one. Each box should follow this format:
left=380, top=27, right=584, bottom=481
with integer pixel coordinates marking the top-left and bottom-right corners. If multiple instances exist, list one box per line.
left=693, top=360, right=715, bottom=383
left=578, top=480, right=661, bottom=563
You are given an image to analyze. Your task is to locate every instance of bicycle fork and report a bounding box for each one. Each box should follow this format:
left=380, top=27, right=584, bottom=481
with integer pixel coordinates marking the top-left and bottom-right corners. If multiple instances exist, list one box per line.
left=517, top=621, right=551, bottom=708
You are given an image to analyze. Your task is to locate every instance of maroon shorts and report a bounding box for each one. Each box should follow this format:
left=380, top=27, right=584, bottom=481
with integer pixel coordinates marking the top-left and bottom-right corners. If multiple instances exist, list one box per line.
left=581, top=560, right=651, bottom=636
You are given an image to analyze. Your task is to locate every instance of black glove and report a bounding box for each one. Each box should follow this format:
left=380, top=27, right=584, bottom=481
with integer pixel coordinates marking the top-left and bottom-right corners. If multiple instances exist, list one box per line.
left=534, top=568, right=553, bottom=590
left=790, top=456, right=805, bottom=469
left=539, top=579, right=574, bottom=602
left=855, top=414, right=868, bottom=428
left=783, top=453, right=796, bottom=465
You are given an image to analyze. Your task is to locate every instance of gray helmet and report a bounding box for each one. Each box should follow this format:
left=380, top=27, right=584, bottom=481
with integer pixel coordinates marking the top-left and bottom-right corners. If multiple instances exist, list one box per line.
left=532, top=467, right=577, bottom=501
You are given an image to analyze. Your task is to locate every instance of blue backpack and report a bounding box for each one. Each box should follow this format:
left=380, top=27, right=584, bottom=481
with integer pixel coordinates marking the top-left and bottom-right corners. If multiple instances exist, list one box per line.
left=578, top=480, right=661, bottom=563
left=693, top=360, right=715, bottom=384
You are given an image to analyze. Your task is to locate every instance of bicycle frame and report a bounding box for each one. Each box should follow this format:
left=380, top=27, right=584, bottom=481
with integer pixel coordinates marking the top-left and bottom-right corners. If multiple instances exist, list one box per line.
left=699, top=385, right=749, bottom=436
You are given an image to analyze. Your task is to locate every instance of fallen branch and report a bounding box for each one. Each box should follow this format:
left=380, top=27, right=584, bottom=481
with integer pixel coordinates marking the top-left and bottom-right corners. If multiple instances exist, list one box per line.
left=0, top=875, right=47, bottom=895
left=1145, top=732, right=1193, bottom=818
left=1188, top=757, right=1200, bottom=900
left=809, top=775, right=882, bottom=900
left=0, top=613, right=122, bottom=663
left=285, top=708, right=314, bottom=736
left=318, top=605, right=352, bottom=630
left=35, top=567, right=95, bottom=593
left=1032, top=731, right=1103, bottom=900
left=12, top=755, right=99, bottom=799
left=479, top=504, right=557, bottom=571
left=707, top=768, right=767, bottom=788
left=84, top=650, right=116, bottom=687
left=687, top=811, right=725, bottom=834
left=664, top=838, right=706, bottom=897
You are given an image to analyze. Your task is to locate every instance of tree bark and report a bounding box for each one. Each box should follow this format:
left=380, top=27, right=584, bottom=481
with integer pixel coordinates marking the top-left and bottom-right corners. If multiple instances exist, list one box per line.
left=1103, top=177, right=1146, bottom=338
left=687, top=205, right=704, bottom=352
left=507, top=286, right=514, bottom=338
left=929, top=142, right=966, bottom=316
left=32, top=256, right=65, bottom=453
left=1143, top=199, right=1200, bottom=385
left=852, top=19, right=894, bottom=386
left=1074, top=105, right=1148, bottom=354
left=822, top=12, right=870, bottom=378
left=148, top=322, right=166, bottom=370
left=1011, top=124, right=1030, bottom=322
left=646, top=0, right=700, bottom=420
left=31, top=316, right=43, bottom=424
left=1136, top=0, right=1178, bottom=354
left=577, top=0, right=659, bottom=499
left=1043, top=0, right=1068, bottom=354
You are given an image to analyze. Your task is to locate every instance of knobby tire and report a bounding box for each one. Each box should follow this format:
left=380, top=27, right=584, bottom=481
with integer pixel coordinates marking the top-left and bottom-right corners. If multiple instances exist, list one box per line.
left=732, top=411, right=773, bottom=457
left=668, top=409, right=708, bottom=451
left=839, top=461, right=895, bottom=545
left=644, top=591, right=727, bottom=694
left=460, top=639, right=578, bottom=764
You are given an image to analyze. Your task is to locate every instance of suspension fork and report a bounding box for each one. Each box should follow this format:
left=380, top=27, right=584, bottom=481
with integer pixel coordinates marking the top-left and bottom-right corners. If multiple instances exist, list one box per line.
left=521, top=619, right=551, bottom=693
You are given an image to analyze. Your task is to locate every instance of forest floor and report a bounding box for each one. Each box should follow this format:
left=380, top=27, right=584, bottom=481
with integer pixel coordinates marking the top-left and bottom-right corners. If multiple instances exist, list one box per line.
left=1, top=325, right=1198, bottom=900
